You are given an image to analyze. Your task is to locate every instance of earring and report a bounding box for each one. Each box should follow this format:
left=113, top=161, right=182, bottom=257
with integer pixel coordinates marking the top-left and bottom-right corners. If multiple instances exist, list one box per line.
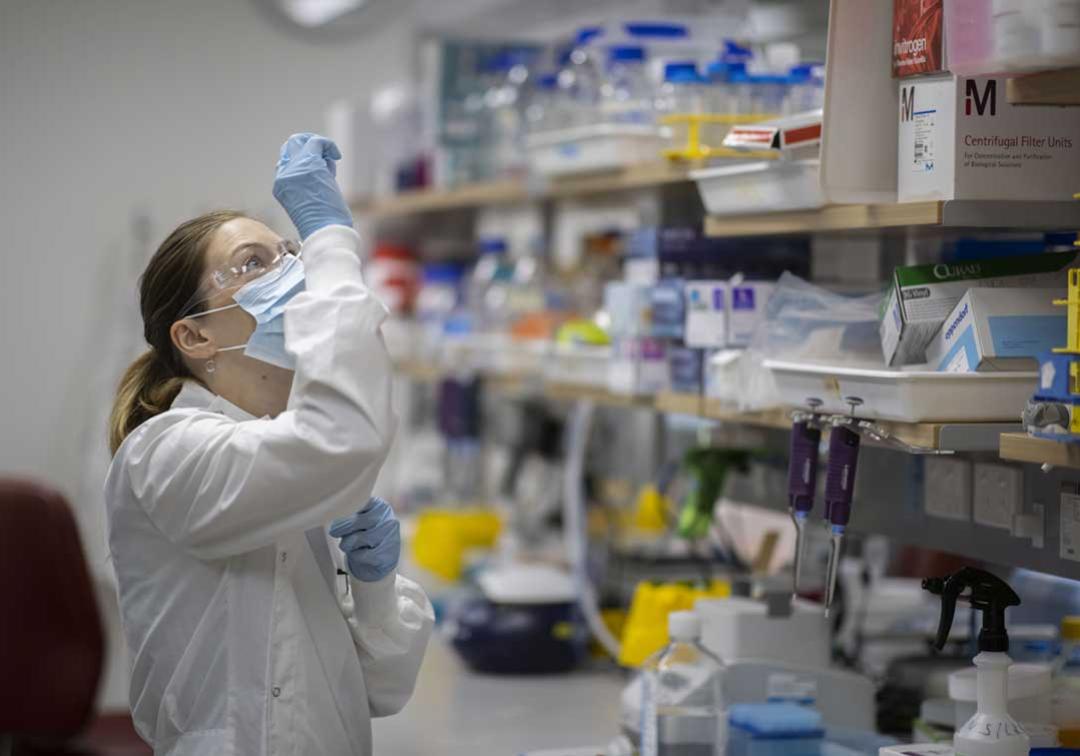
left=205, top=358, right=216, bottom=375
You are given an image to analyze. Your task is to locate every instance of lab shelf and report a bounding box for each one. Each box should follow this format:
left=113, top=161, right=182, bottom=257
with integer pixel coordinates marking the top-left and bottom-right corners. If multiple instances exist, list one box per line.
left=362, top=178, right=529, bottom=218
left=704, top=200, right=1080, bottom=237
left=395, top=361, right=1017, bottom=452
left=1000, top=432, right=1080, bottom=469
left=1006, top=67, right=1080, bottom=106
left=357, top=162, right=692, bottom=219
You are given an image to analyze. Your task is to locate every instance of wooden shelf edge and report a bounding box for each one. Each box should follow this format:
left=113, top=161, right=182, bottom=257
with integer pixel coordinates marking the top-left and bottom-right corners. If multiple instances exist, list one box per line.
left=1000, top=432, right=1080, bottom=468
left=353, top=162, right=691, bottom=219
left=1007, top=67, right=1080, bottom=107
left=705, top=201, right=943, bottom=237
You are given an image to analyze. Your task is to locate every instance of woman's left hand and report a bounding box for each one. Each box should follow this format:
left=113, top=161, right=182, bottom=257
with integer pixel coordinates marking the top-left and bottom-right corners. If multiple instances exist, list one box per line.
left=330, top=497, right=401, bottom=583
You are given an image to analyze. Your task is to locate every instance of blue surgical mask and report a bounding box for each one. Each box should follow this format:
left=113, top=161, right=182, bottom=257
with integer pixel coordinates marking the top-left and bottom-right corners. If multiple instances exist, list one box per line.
left=191, top=254, right=305, bottom=370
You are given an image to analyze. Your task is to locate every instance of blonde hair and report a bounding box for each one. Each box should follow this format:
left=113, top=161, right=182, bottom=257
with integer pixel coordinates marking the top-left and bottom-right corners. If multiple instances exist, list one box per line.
left=108, top=210, right=245, bottom=455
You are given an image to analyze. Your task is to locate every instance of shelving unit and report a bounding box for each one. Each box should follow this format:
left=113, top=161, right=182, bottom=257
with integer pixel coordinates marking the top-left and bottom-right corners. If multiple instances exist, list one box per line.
left=1006, top=67, right=1080, bottom=106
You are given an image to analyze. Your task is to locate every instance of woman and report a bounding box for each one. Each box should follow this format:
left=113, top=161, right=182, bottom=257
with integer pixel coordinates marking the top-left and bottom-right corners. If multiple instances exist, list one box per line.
left=105, top=134, right=433, bottom=755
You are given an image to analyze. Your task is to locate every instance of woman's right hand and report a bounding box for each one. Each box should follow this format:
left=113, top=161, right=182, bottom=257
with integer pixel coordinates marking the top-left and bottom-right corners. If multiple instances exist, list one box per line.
left=272, top=133, right=354, bottom=241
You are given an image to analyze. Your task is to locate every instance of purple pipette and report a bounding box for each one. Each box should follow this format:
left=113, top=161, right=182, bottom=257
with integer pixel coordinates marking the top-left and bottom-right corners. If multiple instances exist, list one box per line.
left=823, top=423, right=861, bottom=616
left=788, top=419, right=821, bottom=597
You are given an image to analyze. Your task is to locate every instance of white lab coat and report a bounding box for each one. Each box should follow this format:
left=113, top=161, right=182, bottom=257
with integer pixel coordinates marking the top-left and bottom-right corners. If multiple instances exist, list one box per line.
left=105, top=224, right=433, bottom=756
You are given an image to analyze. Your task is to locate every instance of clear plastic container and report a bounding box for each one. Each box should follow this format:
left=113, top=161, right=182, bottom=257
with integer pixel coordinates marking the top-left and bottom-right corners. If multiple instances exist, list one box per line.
left=784, top=63, right=825, bottom=115
left=656, top=61, right=708, bottom=151
left=525, top=73, right=561, bottom=134
left=640, top=611, right=726, bottom=756
left=600, top=45, right=654, bottom=126
left=483, top=52, right=531, bottom=179
left=416, top=263, right=464, bottom=356
left=557, top=26, right=605, bottom=128
left=748, top=73, right=788, bottom=117
left=467, top=237, right=511, bottom=333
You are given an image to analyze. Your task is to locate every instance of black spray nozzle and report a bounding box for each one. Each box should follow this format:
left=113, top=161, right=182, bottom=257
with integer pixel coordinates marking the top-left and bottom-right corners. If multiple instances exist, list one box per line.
left=922, top=566, right=1021, bottom=654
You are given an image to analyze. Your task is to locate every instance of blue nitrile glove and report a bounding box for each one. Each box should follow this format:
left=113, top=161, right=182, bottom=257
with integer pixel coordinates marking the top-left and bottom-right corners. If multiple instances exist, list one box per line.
left=330, top=497, right=401, bottom=583
left=272, top=132, right=353, bottom=241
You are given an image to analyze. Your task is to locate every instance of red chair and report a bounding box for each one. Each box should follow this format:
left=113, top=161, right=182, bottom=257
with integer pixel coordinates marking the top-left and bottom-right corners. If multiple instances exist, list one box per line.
left=0, top=478, right=104, bottom=755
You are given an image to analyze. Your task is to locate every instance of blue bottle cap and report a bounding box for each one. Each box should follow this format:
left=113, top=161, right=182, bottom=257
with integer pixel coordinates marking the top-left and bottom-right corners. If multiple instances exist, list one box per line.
left=536, top=73, right=558, bottom=90
left=478, top=237, right=508, bottom=255
left=575, top=26, right=603, bottom=46
left=624, top=22, right=688, bottom=38
left=723, top=39, right=753, bottom=62
left=608, top=45, right=646, bottom=63
left=664, top=61, right=705, bottom=83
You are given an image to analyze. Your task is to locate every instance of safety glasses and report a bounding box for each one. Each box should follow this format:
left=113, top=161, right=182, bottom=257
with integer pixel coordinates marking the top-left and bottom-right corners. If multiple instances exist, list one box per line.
left=178, top=239, right=300, bottom=318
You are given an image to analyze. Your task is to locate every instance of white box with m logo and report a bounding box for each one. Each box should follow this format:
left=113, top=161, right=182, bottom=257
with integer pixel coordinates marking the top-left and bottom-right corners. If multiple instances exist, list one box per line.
left=897, top=74, right=1080, bottom=202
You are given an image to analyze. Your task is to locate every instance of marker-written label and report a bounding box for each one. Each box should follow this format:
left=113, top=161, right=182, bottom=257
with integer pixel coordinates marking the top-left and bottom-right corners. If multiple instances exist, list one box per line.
left=1061, top=493, right=1080, bottom=563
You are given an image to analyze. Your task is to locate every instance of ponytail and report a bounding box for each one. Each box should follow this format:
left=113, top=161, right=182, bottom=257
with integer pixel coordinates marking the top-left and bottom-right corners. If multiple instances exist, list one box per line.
left=107, top=209, right=245, bottom=456
left=108, top=351, right=188, bottom=456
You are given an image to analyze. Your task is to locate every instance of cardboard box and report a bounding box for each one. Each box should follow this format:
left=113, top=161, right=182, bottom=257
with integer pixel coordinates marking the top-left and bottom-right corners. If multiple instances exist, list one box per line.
left=685, top=281, right=729, bottom=348
left=892, top=0, right=945, bottom=78
left=925, top=288, right=1066, bottom=372
left=898, top=75, right=1080, bottom=202
left=728, top=281, right=774, bottom=347
left=608, top=337, right=669, bottom=396
left=880, top=251, right=1078, bottom=366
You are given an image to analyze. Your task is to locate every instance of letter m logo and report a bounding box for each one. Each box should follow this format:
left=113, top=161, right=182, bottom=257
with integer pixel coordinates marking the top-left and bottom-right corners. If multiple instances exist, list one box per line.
left=900, top=86, right=915, bottom=122
left=965, top=79, right=996, bottom=116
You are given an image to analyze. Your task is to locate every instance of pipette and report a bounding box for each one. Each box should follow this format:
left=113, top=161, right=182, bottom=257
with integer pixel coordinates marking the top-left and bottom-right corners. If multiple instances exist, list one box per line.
left=823, top=402, right=862, bottom=617
left=787, top=402, right=822, bottom=598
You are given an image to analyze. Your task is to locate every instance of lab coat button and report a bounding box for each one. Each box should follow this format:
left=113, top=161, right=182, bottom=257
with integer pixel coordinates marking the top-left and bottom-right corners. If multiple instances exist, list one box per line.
left=280, top=551, right=287, bottom=564
left=272, top=686, right=281, bottom=698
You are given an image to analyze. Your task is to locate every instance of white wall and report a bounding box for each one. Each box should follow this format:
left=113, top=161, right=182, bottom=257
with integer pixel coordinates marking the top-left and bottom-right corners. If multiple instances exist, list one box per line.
left=0, top=0, right=418, bottom=709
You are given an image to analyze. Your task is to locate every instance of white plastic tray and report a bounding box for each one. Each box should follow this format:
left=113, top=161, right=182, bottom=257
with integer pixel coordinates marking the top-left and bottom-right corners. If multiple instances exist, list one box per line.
left=526, top=124, right=667, bottom=177
left=542, top=343, right=612, bottom=389
left=691, top=159, right=825, bottom=216
left=764, top=360, right=1037, bottom=422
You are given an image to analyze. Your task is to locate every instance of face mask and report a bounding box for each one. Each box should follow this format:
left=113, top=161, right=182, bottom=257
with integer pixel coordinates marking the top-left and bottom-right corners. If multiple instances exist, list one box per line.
left=191, top=254, right=305, bottom=370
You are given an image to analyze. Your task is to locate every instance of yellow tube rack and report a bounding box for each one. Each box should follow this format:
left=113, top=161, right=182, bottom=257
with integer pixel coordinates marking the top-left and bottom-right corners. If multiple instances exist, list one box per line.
left=659, top=112, right=779, bottom=162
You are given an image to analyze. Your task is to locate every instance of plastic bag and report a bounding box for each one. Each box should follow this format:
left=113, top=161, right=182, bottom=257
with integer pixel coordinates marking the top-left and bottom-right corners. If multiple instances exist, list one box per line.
left=719, top=273, right=886, bottom=410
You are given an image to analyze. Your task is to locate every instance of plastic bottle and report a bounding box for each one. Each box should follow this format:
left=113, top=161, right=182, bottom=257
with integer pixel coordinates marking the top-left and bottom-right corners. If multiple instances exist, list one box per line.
left=622, top=22, right=692, bottom=85
left=467, top=237, right=508, bottom=332
left=748, top=73, right=788, bottom=118
left=705, top=41, right=753, bottom=119
left=416, top=263, right=463, bottom=356
left=1054, top=616, right=1080, bottom=747
left=923, top=568, right=1030, bottom=756
left=525, top=73, right=560, bottom=135
left=640, top=611, right=726, bottom=756
left=558, top=26, right=604, bottom=128
left=484, top=52, right=530, bottom=178
left=600, top=45, right=654, bottom=126
left=785, top=63, right=825, bottom=115
left=656, top=61, right=708, bottom=152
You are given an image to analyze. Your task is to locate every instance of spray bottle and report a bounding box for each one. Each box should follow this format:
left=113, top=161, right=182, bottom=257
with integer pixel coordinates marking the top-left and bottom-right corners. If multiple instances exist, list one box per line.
left=923, top=567, right=1029, bottom=756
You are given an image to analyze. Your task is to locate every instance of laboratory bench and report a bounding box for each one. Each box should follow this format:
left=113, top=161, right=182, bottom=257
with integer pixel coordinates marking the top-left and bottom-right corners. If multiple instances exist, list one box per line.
left=374, top=635, right=624, bottom=756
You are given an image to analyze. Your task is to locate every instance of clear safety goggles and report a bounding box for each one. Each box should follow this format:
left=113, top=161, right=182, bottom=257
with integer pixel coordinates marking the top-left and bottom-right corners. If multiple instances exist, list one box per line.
left=179, top=239, right=300, bottom=318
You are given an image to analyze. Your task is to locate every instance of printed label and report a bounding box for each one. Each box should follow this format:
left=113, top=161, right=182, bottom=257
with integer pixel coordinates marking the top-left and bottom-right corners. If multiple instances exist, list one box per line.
left=944, top=348, right=970, bottom=373
left=913, top=109, right=936, bottom=172
left=732, top=287, right=755, bottom=310
left=1061, top=493, right=1080, bottom=563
